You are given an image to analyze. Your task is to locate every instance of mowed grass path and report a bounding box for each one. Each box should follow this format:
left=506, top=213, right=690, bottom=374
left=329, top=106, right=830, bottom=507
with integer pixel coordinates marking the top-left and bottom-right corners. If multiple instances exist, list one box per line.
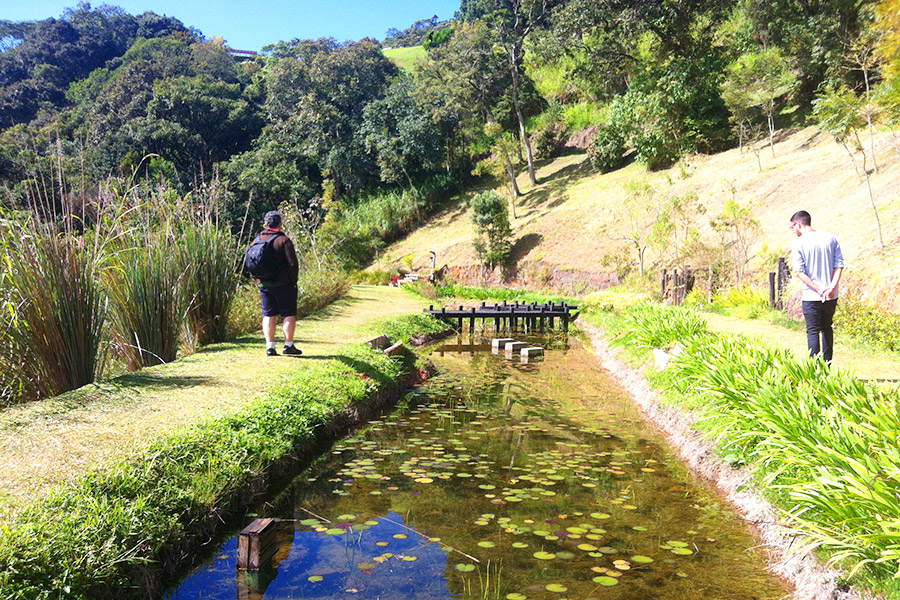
left=703, top=312, right=900, bottom=383
left=0, top=286, right=428, bottom=519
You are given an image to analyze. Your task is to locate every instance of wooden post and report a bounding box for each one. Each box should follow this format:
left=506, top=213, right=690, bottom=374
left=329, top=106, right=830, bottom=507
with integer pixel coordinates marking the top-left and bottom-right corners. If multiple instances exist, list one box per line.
left=237, top=518, right=278, bottom=570
left=469, top=307, right=475, bottom=333
left=768, top=272, right=776, bottom=308
left=661, top=268, right=667, bottom=297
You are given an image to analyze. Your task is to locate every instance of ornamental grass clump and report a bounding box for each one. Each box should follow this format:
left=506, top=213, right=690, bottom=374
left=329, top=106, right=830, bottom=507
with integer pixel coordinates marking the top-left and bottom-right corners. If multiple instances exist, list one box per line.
left=666, top=330, right=900, bottom=579
left=106, top=233, right=185, bottom=370
left=615, top=302, right=707, bottom=350
left=0, top=214, right=108, bottom=403
left=177, top=219, right=242, bottom=347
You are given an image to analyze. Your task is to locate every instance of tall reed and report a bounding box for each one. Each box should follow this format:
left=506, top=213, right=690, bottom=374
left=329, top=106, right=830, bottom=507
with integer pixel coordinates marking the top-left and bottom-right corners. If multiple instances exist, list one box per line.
left=177, top=219, right=242, bottom=347
left=0, top=214, right=107, bottom=401
left=106, top=230, right=185, bottom=370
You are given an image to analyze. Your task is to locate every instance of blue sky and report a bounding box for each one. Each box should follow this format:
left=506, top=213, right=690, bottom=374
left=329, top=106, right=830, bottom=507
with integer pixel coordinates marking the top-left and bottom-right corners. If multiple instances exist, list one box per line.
left=2, top=0, right=462, bottom=51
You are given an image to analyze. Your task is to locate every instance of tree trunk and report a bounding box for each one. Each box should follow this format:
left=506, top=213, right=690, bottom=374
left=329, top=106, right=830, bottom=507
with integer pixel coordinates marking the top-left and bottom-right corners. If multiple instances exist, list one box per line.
left=766, top=105, right=775, bottom=158
left=855, top=132, right=884, bottom=248
left=863, top=68, right=879, bottom=173
left=505, top=157, right=519, bottom=218
left=508, top=47, right=536, bottom=186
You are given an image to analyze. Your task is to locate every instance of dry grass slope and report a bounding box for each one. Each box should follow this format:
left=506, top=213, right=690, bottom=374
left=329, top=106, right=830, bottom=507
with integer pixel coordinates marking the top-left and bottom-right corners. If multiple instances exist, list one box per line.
left=377, top=128, right=900, bottom=308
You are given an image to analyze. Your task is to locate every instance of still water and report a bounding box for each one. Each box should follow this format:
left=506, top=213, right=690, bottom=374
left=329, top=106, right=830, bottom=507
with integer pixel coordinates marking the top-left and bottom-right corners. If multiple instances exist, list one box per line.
left=166, top=334, right=788, bottom=600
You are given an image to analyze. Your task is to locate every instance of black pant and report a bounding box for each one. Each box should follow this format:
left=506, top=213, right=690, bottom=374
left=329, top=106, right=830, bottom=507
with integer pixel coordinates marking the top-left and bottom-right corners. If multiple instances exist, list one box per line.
left=801, top=299, right=837, bottom=363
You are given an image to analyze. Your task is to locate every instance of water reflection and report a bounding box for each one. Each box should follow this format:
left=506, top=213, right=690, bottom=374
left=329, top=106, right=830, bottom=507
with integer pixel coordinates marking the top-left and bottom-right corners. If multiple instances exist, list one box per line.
left=165, top=334, right=788, bottom=600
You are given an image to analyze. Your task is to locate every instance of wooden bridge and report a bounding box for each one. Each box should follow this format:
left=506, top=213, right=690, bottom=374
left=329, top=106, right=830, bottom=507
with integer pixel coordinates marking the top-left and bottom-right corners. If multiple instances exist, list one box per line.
left=424, top=301, right=578, bottom=333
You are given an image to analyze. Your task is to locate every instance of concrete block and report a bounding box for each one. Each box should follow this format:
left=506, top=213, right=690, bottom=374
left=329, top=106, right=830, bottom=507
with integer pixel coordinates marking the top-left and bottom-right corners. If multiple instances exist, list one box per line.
left=366, top=334, right=391, bottom=350
left=491, top=338, right=515, bottom=350
left=520, top=347, right=543, bottom=358
left=652, top=348, right=671, bottom=369
left=384, top=342, right=404, bottom=356
left=504, top=341, right=529, bottom=358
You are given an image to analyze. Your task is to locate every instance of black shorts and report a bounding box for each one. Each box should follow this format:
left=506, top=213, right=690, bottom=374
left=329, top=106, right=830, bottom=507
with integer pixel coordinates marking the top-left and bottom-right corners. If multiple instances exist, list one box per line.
left=259, top=285, right=298, bottom=318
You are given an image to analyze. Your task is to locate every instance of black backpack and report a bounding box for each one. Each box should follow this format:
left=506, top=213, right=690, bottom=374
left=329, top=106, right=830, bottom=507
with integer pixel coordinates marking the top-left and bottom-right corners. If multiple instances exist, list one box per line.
left=244, top=232, right=283, bottom=280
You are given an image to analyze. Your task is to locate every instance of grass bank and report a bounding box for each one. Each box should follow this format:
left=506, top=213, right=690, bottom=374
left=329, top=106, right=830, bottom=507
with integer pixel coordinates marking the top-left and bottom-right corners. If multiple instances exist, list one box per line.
left=583, top=299, right=900, bottom=598
left=0, top=287, right=445, bottom=599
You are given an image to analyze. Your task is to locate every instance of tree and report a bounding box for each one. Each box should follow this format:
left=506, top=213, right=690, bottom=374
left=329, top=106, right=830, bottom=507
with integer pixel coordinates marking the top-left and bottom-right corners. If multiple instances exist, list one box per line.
left=472, top=122, right=522, bottom=211
left=359, top=75, right=441, bottom=187
left=710, top=195, right=759, bottom=283
left=874, top=0, right=900, bottom=79
left=470, top=190, right=513, bottom=269
left=262, top=38, right=396, bottom=198
left=812, top=85, right=884, bottom=247
left=485, top=0, right=552, bottom=187
left=721, top=48, right=798, bottom=157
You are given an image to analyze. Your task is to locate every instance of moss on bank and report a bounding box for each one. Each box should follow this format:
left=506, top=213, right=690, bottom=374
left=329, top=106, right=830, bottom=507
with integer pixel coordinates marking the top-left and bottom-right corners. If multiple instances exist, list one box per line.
left=0, top=314, right=446, bottom=600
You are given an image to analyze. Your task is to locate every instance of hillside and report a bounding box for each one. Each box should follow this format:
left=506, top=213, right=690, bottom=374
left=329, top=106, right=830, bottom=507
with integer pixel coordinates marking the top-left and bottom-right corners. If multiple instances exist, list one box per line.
left=375, top=127, right=900, bottom=310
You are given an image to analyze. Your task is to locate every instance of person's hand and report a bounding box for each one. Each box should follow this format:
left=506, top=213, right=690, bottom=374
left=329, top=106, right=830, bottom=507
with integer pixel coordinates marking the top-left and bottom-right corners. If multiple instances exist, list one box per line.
left=821, top=286, right=835, bottom=300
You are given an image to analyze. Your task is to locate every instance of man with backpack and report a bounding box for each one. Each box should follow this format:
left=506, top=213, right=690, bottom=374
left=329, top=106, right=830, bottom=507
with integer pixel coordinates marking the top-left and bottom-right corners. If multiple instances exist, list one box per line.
left=244, top=211, right=302, bottom=356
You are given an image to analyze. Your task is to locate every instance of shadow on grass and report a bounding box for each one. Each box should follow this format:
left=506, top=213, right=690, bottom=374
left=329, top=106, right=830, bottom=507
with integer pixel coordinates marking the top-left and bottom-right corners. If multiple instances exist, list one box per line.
left=518, top=156, right=594, bottom=211
left=302, top=353, right=413, bottom=385
left=112, top=373, right=215, bottom=390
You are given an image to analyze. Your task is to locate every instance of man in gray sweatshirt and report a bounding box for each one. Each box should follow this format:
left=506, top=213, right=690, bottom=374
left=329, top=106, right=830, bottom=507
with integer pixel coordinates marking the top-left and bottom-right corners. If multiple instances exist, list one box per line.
left=789, top=210, right=844, bottom=364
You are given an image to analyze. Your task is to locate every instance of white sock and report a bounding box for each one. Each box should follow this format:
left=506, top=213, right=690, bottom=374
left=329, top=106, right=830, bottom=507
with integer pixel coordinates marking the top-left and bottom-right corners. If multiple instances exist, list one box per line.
left=266, top=342, right=275, bottom=350
left=284, top=341, right=294, bottom=347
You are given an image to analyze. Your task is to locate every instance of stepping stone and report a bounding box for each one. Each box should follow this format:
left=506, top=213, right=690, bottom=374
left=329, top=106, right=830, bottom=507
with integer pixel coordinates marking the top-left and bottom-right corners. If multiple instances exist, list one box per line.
left=384, top=342, right=404, bottom=356
left=491, top=338, right=515, bottom=350
left=504, top=341, right=529, bottom=358
left=367, top=334, right=391, bottom=350
left=521, top=347, right=543, bottom=358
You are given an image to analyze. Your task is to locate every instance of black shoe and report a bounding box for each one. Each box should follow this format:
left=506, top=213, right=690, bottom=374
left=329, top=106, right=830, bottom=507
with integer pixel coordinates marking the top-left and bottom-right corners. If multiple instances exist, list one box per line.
left=282, top=345, right=302, bottom=356
left=266, top=348, right=278, bottom=357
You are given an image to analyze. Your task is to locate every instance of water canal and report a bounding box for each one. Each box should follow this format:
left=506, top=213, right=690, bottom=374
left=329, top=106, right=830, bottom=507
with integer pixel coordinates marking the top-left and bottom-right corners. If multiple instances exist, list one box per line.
left=166, top=334, right=788, bottom=600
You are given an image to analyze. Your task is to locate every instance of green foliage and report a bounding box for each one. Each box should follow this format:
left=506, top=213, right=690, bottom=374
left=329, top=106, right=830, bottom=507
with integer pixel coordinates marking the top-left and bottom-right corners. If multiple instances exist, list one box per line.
left=580, top=289, right=652, bottom=313
left=178, top=219, right=243, bottom=347
left=721, top=48, right=798, bottom=122
left=530, top=120, right=567, bottom=160
left=469, top=191, right=513, bottom=269
left=833, top=296, right=900, bottom=352
left=667, top=333, right=900, bottom=580
left=415, top=283, right=573, bottom=306
left=562, top=102, right=608, bottom=132
left=587, top=127, right=625, bottom=172
left=812, top=85, right=865, bottom=144
left=370, top=313, right=447, bottom=343
left=614, top=303, right=708, bottom=350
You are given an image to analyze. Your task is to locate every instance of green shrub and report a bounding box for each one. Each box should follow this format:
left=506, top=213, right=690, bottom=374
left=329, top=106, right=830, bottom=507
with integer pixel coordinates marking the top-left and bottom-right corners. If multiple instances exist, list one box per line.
left=562, top=101, right=608, bottom=132
left=469, top=191, right=513, bottom=269
left=668, top=333, right=900, bottom=579
left=587, top=127, right=626, bottom=172
left=834, top=296, right=900, bottom=352
left=581, top=289, right=652, bottom=313
left=177, top=220, right=242, bottom=347
left=531, top=121, right=567, bottom=160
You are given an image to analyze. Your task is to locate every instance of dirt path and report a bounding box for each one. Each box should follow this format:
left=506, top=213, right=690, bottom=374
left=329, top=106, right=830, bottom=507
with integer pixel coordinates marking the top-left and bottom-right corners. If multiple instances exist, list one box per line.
left=702, top=312, right=900, bottom=384
left=0, top=286, right=428, bottom=518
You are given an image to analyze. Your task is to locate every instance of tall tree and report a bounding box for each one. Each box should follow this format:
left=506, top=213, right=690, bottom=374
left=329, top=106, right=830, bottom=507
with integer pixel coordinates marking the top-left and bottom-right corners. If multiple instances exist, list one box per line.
left=721, top=47, right=798, bottom=157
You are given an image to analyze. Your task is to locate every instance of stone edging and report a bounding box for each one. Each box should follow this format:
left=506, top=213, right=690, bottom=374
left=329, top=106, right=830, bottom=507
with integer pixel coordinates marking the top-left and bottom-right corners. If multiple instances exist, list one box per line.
left=579, top=322, right=877, bottom=600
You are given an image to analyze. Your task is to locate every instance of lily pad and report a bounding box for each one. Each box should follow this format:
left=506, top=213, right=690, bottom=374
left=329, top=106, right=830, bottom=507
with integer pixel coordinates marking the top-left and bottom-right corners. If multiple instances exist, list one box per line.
left=512, top=542, right=529, bottom=549
left=308, top=575, right=324, bottom=582
left=671, top=548, right=694, bottom=555
left=592, top=576, right=618, bottom=586
left=545, top=583, right=568, bottom=593
left=506, top=594, right=526, bottom=600
left=455, top=563, right=476, bottom=572
left=533, top=551, right=556, bottom=560
left=632, top=555, right=654, bottom=563
left=477, top=541, right=496, bottom=548
left=325, top=528, right=347, bottom=535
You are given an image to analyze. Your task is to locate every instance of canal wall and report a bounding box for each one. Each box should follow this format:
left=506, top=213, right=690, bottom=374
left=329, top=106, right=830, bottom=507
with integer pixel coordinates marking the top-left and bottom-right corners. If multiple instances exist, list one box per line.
left=580, top=322, right=878, bottom=600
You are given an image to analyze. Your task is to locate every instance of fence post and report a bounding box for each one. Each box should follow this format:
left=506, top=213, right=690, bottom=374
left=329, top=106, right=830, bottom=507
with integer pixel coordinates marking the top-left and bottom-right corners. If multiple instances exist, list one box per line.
left=768, top=272, right=776, bottom=308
